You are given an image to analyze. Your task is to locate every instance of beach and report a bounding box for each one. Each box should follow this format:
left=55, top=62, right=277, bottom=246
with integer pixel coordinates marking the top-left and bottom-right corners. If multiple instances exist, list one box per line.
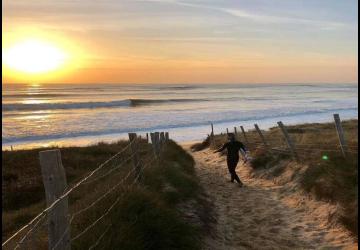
left=3, top=0, right=358, bottom=248
left=186, top=147, right=357, bottom=249
left=3, top=120, right=358, bottom=249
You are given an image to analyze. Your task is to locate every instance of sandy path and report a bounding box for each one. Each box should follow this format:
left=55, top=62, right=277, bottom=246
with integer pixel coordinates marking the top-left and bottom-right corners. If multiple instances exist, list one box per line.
left=186, top=147, right=356, bottom=250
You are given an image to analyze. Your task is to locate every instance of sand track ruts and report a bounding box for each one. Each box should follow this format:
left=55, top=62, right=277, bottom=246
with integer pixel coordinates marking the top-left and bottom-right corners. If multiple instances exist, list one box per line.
left=186, top=147, right=357, bottom=250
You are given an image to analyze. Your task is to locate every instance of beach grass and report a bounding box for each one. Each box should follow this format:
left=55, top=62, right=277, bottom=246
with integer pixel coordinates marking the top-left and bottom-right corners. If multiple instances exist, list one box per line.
left=194, top=119, right=358, bottom=236
left=2, top=140, right=210, bottom=249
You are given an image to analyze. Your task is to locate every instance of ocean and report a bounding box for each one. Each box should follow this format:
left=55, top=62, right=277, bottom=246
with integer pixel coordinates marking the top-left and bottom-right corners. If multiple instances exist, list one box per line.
left=2, top=83, right=358, bottom=149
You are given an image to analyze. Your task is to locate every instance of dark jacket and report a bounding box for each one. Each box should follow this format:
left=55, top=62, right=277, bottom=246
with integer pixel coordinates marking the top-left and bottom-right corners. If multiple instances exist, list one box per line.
left=216, top=141, right=246, bottom=160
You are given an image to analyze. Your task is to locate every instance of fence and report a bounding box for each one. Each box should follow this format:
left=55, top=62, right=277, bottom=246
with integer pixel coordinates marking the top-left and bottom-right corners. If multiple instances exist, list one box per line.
left=2, top=131, right=170, bottom=250
left=209, top=113, right=358, bottom=161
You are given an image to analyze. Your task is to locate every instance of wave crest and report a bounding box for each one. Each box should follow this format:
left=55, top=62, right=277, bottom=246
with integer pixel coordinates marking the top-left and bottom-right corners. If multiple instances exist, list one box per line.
left=2, top=98, right=207, bottom=111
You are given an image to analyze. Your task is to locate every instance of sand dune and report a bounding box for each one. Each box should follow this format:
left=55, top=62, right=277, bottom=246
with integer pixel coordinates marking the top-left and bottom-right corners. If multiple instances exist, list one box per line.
left=184, top=146, right=357, bottom=250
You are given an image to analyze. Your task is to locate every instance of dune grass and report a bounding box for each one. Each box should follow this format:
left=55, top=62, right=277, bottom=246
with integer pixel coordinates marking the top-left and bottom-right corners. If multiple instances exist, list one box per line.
left=2, top=140, right=209, bottom=249
left=193, top=119, right=358, bottom=236
left=190, top=136, right=211, bottom=152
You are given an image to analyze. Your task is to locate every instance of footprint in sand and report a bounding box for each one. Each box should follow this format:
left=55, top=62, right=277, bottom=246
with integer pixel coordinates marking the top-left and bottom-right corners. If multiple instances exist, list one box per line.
left=292, top=225, right=304, bottom=231
left=187, top=148, right=357, bottom=250
left=268, top=227, right=280, bottom=234
left=252, top=218, right=262, bottom=224
left=243, top=207, right=252, bottom=213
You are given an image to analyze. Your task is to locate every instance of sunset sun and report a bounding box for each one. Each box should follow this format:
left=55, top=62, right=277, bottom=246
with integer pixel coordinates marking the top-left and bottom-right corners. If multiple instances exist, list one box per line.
left=1, top=1, right=358, bottom=249
left=3, top=39, right=68, bottom=74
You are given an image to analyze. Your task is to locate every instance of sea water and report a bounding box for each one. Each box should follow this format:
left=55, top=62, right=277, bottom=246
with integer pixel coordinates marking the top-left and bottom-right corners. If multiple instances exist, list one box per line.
left=2, top=83, right=358, bottom=149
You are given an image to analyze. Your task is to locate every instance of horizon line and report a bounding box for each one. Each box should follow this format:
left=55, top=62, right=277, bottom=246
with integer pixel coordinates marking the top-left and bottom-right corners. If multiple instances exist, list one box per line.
left=2, top=82, right=359, bottom=85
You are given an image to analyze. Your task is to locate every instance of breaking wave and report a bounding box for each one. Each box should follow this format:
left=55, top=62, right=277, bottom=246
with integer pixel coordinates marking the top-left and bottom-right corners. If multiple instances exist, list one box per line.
left=3, top=98, right=209, bottom=111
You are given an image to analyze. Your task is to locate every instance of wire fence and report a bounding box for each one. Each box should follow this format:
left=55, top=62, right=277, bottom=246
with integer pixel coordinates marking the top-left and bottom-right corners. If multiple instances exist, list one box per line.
left=2, top=131, right=169, bottom=250
left=209, top=113, right=358, bottom=161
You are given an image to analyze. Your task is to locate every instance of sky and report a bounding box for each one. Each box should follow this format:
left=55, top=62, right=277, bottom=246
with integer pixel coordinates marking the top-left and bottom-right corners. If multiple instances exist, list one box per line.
left=2, top=0, right=358, bottom=84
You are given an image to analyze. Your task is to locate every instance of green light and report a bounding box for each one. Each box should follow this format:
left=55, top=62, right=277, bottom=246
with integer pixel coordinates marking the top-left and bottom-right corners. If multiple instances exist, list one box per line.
left=322, top=155, right=329, bottom=160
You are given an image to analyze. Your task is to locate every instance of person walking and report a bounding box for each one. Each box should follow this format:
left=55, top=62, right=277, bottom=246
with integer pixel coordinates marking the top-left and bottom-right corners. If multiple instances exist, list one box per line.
left=214, top=133, right=247, bottom=187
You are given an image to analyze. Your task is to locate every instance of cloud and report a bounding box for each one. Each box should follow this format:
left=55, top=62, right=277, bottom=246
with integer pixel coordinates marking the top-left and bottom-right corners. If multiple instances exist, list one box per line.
left=222, top=8, right=347, bottom=29
left=141, top=0, right=350, bottom=30
left=4, top=0, right=353, bottom=32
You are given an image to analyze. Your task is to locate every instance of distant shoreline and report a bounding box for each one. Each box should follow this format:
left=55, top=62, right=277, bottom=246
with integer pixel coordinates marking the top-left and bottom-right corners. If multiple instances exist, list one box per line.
left=3, top=115, right=358, bottom=151
left=3, top=83, right=357, bottom=151
left=3, top=82, right=359, bottom=86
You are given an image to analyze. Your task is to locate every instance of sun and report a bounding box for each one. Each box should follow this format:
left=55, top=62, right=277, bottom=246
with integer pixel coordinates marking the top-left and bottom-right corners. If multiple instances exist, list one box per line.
left=3, top=39, right=68, bottom=74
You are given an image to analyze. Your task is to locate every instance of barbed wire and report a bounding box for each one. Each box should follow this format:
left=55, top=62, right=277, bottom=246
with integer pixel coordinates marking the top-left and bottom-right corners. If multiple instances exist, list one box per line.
left=214, top=134, right=358, bottom=152
left=84, top=157, right=156, bottom=250
left=50, top=214, right=72, bottom=250
left=50, top=165, right=140, bottom=250
left=81, top=152, right=137, bottom=185
left=71, top=196, right=122, bottom=242
left=50, top=147, right=157, bottom=250
left=87, top=213, right=140, bottom=250
left=245, top=139, right=358, bottom=153
left=12, top=156, right=141, bottom=250
left=13, top=213, right=47, bottom=250
left=70, top=156, right=157, bottom=244
left=244, top=141, right=358, bottom=160
left=87, top=223, right=112, bottom=250
left=71, top=167, right=137, bottom=219
left=2, top=140, right=135, bottom=248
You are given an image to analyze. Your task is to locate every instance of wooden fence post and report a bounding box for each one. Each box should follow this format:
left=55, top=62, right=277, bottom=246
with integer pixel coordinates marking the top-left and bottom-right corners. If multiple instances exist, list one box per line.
left=226, top=128, right=229, bottom=134
left=254, top=124, right=269, bottom=150
left=146, top=133, right=149, bottom=143
left=234, top=127, right=238, bottom=138
left=160, top=132, right=165, bottom=146
left=150, top=133, right=157, bottom=157
left=210, top=123, right=214, bottom=145
left=277, top=121, right=298, bottom=160
left=333, top=114, right=348, bottom=158
left=128, top=133, right=141, bottom=180
left=240, top=126, right=249, bottom=144
left=39, top=149, right=71, bottom=250
left=154, top=132, right=160, bottom=157
left=165, top=132, right=169, bottom=141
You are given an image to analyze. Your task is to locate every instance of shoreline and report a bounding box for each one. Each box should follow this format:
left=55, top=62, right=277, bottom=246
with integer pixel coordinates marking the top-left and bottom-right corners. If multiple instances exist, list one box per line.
left=3, top=111, right=358, bottom=151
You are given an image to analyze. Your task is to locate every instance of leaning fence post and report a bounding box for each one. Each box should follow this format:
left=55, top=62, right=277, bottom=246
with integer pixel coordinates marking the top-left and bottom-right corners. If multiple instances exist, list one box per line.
left=254, top=124, right=269, bottom=150
left=277, top=121, right=298, bottom=160
left=333, top=114, right=348, bottom=158
left=39, top=149, right=71, bottom=250
left=128, top=133, right=141, bottom=180
left=240, top=126, right=249, bottom=144
left=234, top=127, right=238, bottom=138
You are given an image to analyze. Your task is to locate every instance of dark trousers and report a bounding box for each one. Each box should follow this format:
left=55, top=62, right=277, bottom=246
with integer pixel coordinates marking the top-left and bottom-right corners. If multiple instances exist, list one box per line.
left=227, top=157, right=242, bottom=183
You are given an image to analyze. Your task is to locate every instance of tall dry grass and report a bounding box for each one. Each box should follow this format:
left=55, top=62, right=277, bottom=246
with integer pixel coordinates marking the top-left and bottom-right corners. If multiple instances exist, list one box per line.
left=3, top=140, right=210, bottom=249
left=196, top=119, right=358, bottom=236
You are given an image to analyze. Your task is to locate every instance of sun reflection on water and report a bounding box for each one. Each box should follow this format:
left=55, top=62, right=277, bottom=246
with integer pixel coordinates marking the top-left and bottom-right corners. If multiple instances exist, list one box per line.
left=21, top=99, right=48, bottom=104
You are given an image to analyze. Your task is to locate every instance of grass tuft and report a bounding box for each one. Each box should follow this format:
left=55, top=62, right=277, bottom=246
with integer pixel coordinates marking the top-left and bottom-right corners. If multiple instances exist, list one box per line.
left=3, top=140, right=210, bottom=249
left=210, top=119, right=358, bottom=236
left=190, top=136, right=211, bottom=152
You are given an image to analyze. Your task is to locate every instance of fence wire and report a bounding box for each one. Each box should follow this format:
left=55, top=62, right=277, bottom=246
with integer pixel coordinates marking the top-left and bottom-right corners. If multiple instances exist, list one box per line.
left=3, top=135, right=167, bottom=250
